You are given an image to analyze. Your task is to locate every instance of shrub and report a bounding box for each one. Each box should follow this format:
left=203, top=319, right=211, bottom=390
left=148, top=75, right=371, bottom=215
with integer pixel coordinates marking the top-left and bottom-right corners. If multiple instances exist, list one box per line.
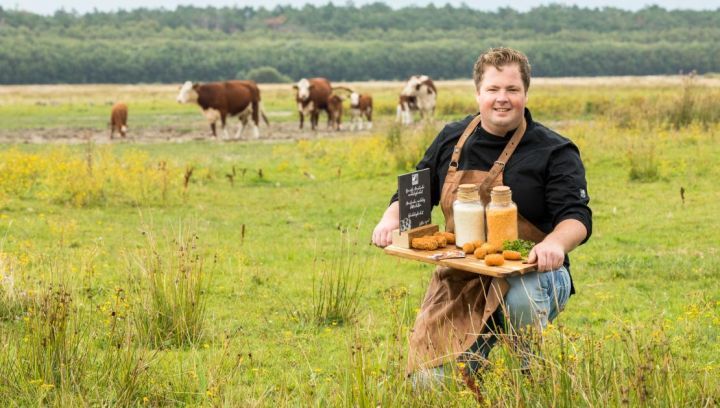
left=243, top=66, right=292, bottom=83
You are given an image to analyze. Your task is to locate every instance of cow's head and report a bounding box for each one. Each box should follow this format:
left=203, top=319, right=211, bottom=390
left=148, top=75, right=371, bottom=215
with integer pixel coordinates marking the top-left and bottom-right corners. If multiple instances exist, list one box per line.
left=293, top=78, right=313, bottom=101
left=350, top=92, right=360, bottom=107
left=401, top=75, right=422, bottom=96
left=176, top=81, right=196, bottom=103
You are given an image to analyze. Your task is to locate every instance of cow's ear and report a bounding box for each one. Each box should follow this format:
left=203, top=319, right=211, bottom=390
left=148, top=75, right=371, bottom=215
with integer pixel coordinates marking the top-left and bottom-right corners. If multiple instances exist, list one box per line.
left=309, top=84, right=315, bottom=90
left=193, top=83, right=199, bottom=90
left=292, top=84, right=298, bottom=90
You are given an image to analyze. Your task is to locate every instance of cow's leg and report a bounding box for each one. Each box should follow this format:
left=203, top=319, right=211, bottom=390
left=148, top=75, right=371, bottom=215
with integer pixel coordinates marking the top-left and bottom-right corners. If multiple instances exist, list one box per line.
left=251, top=120, right=260, bottom=139
left=404, top=106, right=413, bottom=125
left=221, top=114, right=230, bottom=139
left=203, top=108, right=222, bottom=137
left=366, top=109, right=373, bottom=130
left=299, top=112, right=304, bottom=129
left=235, top=117, right=245, bottom=139
left=311, top=111, right=319, bottom=131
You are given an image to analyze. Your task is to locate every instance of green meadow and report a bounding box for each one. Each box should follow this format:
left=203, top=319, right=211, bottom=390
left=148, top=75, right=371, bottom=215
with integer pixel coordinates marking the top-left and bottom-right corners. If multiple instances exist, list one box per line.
left=0, top=78, right=718, bottom=406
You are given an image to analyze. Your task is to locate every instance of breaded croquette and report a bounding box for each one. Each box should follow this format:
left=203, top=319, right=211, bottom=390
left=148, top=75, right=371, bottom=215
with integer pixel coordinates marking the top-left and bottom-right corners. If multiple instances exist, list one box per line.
left=444, top=232, right=456, bottom=244
left=480, top=242, right=500, bottom=254
left=484, top=253, right=505, bottom=266
left=472, top=239, right=485, bottom=248
left=411, top=237, right=439, bottom=250
left=432, top=235, right=448, bottom=248
left=473, top=247, right=487, bottom=259
left=434, top=231, right=455, bottom=245
left=502, top=250, right=522, bottom=260
left=462, top=242, right=475, bottom=254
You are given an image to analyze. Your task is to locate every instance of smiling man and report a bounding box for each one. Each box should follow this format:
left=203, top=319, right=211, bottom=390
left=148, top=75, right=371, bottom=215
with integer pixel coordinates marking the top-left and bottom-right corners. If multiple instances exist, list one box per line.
left=371, top=47, right=592, bottom=397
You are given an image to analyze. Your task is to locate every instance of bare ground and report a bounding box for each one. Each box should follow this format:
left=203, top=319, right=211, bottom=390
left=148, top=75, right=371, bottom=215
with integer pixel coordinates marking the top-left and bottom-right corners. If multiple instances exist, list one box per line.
left=0, top=120, right=378, bottom=145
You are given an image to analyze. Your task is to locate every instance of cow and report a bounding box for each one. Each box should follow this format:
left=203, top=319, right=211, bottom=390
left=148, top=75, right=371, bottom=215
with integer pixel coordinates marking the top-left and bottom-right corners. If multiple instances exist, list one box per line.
left=293, top=77, right=332, bottom=130
left=349, top=92, right=373, bottom=131
left=110, top=102, right=128, bottom=139
left=326, top=93, right=344, bottom=131
left=396, top=75, right=437, bottom=125
left=176, top=80, right=268, bottom=139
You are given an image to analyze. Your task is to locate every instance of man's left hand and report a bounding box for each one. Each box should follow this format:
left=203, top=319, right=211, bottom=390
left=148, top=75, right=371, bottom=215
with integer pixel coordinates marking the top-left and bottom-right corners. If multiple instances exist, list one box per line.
left=527, top=241, right=565, bottom=272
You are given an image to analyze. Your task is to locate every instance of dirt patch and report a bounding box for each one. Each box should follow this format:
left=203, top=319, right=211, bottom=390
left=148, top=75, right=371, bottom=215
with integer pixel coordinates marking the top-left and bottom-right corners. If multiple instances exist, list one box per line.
left=0, top=121, right=377, bottom=145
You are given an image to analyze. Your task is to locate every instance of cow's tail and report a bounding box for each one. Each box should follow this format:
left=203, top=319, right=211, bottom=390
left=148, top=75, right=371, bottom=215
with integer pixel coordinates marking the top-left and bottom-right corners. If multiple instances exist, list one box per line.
left=259, top=102, right=270, bottom=126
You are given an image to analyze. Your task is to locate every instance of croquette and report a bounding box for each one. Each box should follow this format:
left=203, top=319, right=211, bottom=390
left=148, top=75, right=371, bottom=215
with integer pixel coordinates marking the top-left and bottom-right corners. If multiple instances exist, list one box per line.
left=411, top=237, right=439, bottom=251
left=480, top=242, right=500, bottom=254
left=432, top=235, right=448, bottom=248
left=502, top=250, right=522, bottom=260
left=435, top=231, right=455, bottom=245
left=461, top=242, right=475, bottom=254
left=473, top=247, right=487, bottom=259
left=484, top=253, right=505, bottom=266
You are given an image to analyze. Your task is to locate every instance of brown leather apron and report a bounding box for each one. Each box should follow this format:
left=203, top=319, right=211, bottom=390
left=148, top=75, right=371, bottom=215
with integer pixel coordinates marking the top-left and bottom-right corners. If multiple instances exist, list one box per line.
left=407, top=115, right=547, bottom=373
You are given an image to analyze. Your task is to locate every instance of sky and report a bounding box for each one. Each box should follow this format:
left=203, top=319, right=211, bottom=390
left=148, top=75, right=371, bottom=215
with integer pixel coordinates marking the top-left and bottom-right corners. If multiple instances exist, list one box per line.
left=2, top=0, right=718, bottom=16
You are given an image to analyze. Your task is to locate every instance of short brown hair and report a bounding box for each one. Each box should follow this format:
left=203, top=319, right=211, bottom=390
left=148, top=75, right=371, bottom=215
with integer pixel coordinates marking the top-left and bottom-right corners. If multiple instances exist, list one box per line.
left=473, top=47, right=531, bottom=92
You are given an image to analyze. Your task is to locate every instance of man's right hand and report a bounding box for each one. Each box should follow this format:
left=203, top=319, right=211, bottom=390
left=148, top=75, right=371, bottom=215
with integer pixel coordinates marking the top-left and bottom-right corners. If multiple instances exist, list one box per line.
left=371, top=201, right=400, bottom=248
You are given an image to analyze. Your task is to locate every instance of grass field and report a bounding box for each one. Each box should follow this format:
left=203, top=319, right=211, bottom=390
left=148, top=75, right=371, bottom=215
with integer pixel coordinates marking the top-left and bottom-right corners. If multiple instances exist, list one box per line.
left=0, top=77, right=719, bottom=406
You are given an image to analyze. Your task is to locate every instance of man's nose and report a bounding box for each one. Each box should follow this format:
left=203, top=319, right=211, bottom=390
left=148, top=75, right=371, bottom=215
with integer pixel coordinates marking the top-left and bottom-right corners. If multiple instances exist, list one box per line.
left=495, top=90, right=510, bottom=101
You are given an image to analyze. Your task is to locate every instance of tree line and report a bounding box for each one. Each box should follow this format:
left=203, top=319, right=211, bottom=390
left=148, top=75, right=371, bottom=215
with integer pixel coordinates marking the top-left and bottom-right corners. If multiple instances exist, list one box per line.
left=0, top=4, right=718, bottom=84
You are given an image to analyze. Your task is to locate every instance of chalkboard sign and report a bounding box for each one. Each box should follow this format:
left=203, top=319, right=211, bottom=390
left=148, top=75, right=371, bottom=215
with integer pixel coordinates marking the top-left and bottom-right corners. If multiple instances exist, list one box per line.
left=398, top=168, right=432, bottom=232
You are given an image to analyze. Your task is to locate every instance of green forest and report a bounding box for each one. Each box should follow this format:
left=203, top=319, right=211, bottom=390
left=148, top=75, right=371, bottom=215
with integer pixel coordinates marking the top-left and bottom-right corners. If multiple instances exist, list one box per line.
left=1, top=3, right=719, bottom=84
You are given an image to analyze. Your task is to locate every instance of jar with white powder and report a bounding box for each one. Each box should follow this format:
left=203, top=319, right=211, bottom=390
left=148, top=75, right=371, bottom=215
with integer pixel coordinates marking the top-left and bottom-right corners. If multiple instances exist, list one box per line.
left=453, top=184, right=485, bottom=247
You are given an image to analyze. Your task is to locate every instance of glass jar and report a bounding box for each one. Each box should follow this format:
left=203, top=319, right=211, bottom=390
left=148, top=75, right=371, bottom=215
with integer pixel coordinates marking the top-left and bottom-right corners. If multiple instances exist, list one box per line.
left=486, top=185, right=518, bottom=249
left=453, top=184, right=485, bottom=247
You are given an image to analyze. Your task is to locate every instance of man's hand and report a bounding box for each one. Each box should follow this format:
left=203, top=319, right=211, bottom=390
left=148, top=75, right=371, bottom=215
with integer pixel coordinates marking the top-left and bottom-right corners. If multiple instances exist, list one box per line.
left=527, top=219, right=587, bottom=272
left=527, top=241, right=565, bottom=272
left=372, top=201, right=399, bottom=248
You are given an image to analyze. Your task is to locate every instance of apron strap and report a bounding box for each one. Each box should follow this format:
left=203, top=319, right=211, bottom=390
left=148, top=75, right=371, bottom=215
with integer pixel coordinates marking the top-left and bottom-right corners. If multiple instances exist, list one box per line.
left=447, top=114, right=483, bottom=179
left=478, top=118, right=527, bottom=193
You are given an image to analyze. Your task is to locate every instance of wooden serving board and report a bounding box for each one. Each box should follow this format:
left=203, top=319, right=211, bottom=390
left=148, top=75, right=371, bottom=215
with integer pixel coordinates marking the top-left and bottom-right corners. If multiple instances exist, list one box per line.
left=384, top=245, right=537, bottom=278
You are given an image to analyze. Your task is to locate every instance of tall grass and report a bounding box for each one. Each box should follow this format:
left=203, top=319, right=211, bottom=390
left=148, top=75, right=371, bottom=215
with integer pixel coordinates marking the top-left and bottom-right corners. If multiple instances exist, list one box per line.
left=385, top=122, right=439, bottom=171
left=0, top=252, right=30, bottom=321
left=289, top=231, right=366, bottom=327
left=129, top=225, right=212, bottom=348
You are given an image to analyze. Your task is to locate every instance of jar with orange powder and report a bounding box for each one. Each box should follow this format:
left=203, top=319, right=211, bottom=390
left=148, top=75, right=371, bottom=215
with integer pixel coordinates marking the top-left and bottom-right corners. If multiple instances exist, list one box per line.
left=486, top=186, right=518, bottom=249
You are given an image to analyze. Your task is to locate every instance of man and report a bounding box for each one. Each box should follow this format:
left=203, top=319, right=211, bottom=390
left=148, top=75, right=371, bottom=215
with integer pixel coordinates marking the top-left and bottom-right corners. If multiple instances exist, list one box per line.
left=371, top=47, right=592, bottom=392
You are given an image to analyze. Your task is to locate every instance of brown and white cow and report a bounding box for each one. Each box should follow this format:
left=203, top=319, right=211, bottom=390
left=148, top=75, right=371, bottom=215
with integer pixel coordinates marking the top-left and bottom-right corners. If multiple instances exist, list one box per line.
left=326, top=93, right=344, bottom=131
left=110, top=102, right=128, bottom=139
left=396, top=75, right=437, bottom=125
left=349, top=92, right=373, bottom=131
left=176, top=80, right=268, bottom=139
left=293, top=77, right=332, bottom=130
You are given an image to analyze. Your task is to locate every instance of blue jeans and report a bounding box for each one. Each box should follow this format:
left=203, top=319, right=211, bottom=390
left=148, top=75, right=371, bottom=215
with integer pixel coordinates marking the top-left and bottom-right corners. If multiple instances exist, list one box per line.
left=411, top=267, right=571, bottom=387
left=462, top=266, right=572, bottom=373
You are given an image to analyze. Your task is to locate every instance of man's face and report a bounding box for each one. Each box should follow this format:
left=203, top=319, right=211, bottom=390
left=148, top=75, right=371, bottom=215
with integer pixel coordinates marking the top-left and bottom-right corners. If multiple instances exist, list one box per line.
left=475, top=63, right=528, bottom=136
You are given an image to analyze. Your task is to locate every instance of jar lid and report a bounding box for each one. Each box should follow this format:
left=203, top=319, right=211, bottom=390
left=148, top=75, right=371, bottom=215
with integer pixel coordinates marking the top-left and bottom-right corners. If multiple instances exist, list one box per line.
left=457, top=184, right=480, bottom=202
left=490, top=185, right=512, bottom=203
left=458, top=184, right=479, bottom=193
